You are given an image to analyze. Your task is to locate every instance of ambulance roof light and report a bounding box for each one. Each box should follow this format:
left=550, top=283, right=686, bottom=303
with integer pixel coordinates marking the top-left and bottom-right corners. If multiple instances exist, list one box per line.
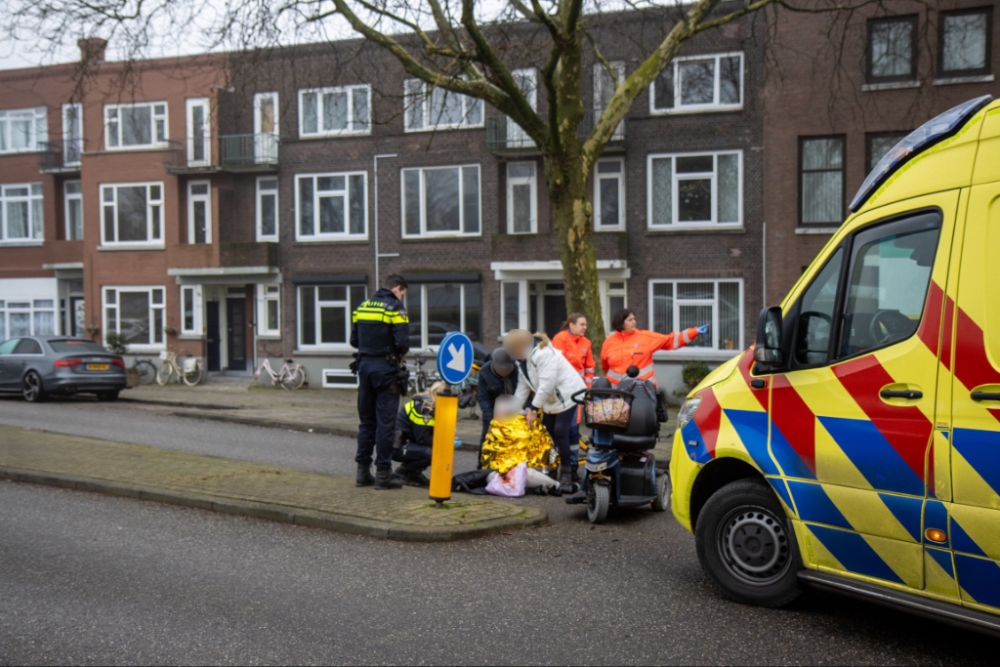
left=849, top=94, right=994, bottom=213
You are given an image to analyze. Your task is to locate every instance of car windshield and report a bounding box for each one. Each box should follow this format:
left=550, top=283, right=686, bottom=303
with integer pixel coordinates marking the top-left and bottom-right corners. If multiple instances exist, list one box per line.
left=48, top=340, right=110, bottom=353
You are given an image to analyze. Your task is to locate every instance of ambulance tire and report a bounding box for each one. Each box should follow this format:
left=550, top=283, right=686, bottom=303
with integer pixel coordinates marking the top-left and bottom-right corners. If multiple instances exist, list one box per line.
left=695, top=478, right=801, bottom=608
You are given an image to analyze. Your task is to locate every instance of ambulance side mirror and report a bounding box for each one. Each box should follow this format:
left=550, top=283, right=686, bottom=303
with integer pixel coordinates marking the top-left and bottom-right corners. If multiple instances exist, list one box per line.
left=754, top=307, right=785, bottom=366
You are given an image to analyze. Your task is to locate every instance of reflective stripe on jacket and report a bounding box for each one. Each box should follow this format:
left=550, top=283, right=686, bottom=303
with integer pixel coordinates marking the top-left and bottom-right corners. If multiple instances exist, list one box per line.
left=551, top=330, right=595, bottom=387
left=600, top=327, right=699, bottom=386
left=397, top=395, right=435, bottom=448
left=350, top=287, right=410, bottom=357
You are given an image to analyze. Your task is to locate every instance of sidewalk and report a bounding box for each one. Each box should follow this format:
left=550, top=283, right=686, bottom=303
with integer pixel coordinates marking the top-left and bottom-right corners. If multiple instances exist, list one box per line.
left=0, top=424, right=546, bottom=541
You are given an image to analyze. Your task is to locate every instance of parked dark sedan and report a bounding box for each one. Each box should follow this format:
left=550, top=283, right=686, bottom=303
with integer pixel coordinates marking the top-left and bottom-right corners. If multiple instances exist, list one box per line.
left=0, top=336, right=127, bottom=402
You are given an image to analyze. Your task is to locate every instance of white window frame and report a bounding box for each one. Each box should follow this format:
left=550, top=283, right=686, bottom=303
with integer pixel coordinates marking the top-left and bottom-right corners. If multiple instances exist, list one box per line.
left=298, top=85, right=371, bottom=138
left=100, top=182, right=164, bottom=248
left=0, top=299, right=58, bottom=338
left=0, top=183, right=44, bottom=244
left=647, top=278, right=744, bottom=355
left=187, top=180, right=212, bottom=244
left=180, top=285, right=203, bottom=336
left=0, top=107, right=47, bottom=154
left=102, top=286, right=167, bottom=351
left=507, top=69, right=537, bottom=148
left=254, top=92, right=280, bottom=164
left=256, top=176, right=279, bottom=242
left=602, top=280, right=628, bottom=334
left=593, top=61, right=626, bottom=141
left=295, top=171, right=368, bottom=241
left=61, top=103, right=83, bottom=166
left=65, top=180, right=83, bottom=241
left=403, top=79, right=484, bottom=132
left=401, top=164, right=482, bottom=238
left=297, top=284, right=366, bottom=351
left=104, top=102, right=168, bottom=150
left=646, top=150, right=743, bottom=230
left=500, top=280, right=530, bottom=335
left=256, top=284, right=281, bottom=338
left=650, top=52, right=744, bottom=115
left=406, top=283, right=481, bottom=351
left=594, top=158, right=625, bottom=231
left=185, top=97, right=211, bottom=166
left=506, top=162, right=537, bottom=234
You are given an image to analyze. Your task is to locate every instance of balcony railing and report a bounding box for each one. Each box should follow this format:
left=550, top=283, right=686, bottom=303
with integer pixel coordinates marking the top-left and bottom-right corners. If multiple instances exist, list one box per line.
left=162, top=139, right=215, bottom=174
left=219, top=134, right=279, bottom=172
left=485, top=108, right=625, bottom=155
left=38, top=140, right=82, bottom=173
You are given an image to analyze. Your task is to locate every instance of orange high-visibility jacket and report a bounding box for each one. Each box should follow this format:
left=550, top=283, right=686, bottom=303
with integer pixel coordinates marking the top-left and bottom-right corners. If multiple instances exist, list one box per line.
left=600, top=327, right=699, bottom=385
left=552, top=330, right=595, bottom=387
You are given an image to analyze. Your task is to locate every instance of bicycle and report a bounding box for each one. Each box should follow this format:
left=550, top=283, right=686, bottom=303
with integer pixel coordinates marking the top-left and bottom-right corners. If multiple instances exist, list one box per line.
left=406, top=354, right=441, bottom=394
left=250, top=357, right=306, bottom=390
left=130, top=353, right=157, bottom=385
left=157, top=350, right=204, bottom=386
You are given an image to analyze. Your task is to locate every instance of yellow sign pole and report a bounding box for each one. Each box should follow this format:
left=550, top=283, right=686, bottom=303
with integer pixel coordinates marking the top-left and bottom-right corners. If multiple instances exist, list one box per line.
left=429, top=391, right=458, bottom=505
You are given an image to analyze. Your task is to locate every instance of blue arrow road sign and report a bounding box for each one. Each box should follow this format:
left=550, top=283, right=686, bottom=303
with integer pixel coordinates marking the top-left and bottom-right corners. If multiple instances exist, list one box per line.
left=436, top=331, right=473, bottom=385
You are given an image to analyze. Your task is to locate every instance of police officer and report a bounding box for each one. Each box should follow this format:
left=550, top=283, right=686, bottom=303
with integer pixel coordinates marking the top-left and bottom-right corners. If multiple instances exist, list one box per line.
left=351, top=274, right=410, bottom=490
left=393, top=382, right=445, bottom=487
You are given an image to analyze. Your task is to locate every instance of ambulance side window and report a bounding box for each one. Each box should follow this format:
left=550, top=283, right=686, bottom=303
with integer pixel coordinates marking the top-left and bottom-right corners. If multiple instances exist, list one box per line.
left=794, top=248, right=844, bottom=366
left=838, top=212, right=941, bottom=359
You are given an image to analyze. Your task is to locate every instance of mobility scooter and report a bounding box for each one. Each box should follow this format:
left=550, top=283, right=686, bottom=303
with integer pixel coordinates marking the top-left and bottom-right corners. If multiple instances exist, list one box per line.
left=567, top=366, right=671, bottom=523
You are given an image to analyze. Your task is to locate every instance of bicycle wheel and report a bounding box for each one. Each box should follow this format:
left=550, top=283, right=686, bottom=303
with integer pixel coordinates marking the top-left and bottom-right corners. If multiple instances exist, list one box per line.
left=134, top=360, right=157, bottom=385
left=182, top=361, right=204, bottom=387
left=156, top=362, right=175, bottom=386
left=280, top=366, right=306, bottom=390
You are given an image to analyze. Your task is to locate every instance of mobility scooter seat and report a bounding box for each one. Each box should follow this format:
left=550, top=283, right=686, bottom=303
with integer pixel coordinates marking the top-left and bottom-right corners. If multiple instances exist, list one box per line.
left=611, top=376, right=660, bottom=452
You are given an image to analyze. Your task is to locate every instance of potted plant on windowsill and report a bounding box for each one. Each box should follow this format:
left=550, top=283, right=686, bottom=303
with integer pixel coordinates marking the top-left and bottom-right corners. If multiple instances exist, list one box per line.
left=105, top=333, right=138, bottom=388
left=85, top=325, right=100, bottom=341
left=163, top=325, right=178, bottom=337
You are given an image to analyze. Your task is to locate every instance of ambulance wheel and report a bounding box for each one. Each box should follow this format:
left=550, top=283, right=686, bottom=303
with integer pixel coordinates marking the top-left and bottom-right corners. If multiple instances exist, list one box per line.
left=587, top=484, right=610, bottom=524
left=651, top=473, right=671, bottom=512
left=695, top=478, right=801, bottom=608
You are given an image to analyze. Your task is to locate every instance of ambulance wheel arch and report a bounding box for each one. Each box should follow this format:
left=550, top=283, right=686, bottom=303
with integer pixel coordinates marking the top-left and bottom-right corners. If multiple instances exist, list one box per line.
left=688, top=457, right=764, bottom=530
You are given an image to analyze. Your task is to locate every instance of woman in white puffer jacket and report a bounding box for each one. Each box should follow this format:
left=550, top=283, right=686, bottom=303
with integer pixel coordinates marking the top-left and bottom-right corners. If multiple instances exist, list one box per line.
left=504, top=329, right=586, bottom=494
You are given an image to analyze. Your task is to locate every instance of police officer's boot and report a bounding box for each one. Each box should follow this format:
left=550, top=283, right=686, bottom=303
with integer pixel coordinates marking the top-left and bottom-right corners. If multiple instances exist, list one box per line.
left=356, top=464, right=375, bottom=487
left=375, top=466, right=403, bottom=490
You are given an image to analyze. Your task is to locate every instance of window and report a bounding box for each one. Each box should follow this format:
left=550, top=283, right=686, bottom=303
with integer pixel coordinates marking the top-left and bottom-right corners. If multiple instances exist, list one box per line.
left=0, top=299, right=56, bottom=338
left=101, top=183, right=163, bottom=246
left=650, top=280, right=742, bottom=352
left=799, top=137, right=845, bottom=225
left=939, top=7, right=993, bottom=78
left=254, top=92, right=279, bottom=163
left=299, top=86, right=371, bottom=137
left=0, top=107, right=47, bottom=154
left=402, top=165, right=481, bottom=237
left=103, top=287, right=165, bottom=348
left=296, top=172, right=367, bottom=240
left=62, top=103, right=83, bottom=165
left=507, top=69, right=537, bottom=148
left=0, top=183, right=44, bottom=243
left=256, top=177, right=279, bottom=241
left=648, top=151, right=741, bottom=228
left=298, top=284, right=366, bottom=349
left=651, top=52, right=743, bottom=114
left=186, top=98, right=210, bottom=166
left=104, top=102, right=168, bottom=149
left=594, top=159, right=624, bottom=230
left=257, top=284, right=281, bottom=337
left=507, top=162, right=537, bottom=234
left=866, top=131, right=909, bottom=172
left=404, top=79, right=483, bottom=131
left=868, top=16, right=918, bottom=83
left=605, top=281, right=627, bottom=330
left=501, top=282, right=526, bottom=334
left=593, top=62, right=625, bottom=140
left=65, top=180, right=82, bottom=240
left=187, top=181, right=211, bottom=244
left=794, top=248, right=844, bottom=366
left=180, top=285, right=202, bottom=336
left=406, top=282, right=482, bottom=350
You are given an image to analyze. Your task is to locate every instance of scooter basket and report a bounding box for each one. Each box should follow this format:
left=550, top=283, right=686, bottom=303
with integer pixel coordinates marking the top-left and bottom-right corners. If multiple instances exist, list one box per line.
left=573, top=389, right=634, bottom=433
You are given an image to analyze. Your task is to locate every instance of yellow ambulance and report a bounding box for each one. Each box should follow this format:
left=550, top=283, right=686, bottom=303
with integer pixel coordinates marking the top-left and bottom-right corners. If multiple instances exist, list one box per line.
left=670, top=94, right=1000, bottom=635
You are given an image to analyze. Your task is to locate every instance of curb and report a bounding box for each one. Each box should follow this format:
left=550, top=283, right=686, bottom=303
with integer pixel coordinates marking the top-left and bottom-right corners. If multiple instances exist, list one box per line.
left=0, top=466, right=547, bottom=542
left=120, top=396, right=242, bottom=411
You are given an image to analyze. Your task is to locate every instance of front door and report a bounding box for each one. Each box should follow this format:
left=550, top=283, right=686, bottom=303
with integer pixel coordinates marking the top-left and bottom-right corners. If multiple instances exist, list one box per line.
left=226, top=298, right=247, bottom=371
left=948, top=182, right=1000, bottom=611
left=206, top=301, right=221, bottom=372
left=543, top=293, right=566, bottom=340
left=775, top=199, right=953, bottom=592
left=70, top=297, right=85, bottom=337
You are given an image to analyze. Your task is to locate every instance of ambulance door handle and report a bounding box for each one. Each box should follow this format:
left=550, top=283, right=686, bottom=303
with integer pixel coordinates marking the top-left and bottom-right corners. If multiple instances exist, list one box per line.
left=880, top=389, right=923, bottom=400
left=971, top=391, right=1000, bottom=402
left=750, top=379, right=766, bottom=390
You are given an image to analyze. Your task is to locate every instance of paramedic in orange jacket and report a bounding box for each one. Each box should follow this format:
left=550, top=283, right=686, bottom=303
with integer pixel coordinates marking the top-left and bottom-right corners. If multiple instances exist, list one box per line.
left=601, top=308, right=709, bottom=386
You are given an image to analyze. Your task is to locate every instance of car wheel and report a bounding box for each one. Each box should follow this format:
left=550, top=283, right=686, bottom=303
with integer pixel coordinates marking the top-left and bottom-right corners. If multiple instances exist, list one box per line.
left=695, top=478, right=801, bottom=608
left=22, top=371, right=45, bottom=403
left=97, top=390, right=120, bottom=402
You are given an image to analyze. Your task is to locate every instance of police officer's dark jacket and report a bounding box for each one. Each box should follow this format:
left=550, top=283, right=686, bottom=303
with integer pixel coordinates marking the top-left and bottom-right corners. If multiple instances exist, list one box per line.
left=397, top=395, right=435, bottom=448
left=350, top=287, right=410, bottom=357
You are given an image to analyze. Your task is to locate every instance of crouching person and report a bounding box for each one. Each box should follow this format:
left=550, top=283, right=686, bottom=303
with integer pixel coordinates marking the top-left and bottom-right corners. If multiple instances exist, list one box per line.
left=393, top=382, right=446, bottom=487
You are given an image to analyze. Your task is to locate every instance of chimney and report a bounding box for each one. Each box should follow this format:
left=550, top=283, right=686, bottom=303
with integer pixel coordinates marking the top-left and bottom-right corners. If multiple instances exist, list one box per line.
left=78, top=38, right=108, bottom=64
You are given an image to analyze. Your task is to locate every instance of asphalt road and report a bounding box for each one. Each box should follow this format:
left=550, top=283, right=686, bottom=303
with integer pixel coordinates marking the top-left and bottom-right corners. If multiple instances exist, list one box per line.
left=1, top=396, right=998, bottom=664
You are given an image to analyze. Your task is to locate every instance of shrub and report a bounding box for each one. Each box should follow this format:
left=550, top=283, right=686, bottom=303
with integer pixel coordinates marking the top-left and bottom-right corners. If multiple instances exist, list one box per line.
left=104, top=332, right=129, bottom=355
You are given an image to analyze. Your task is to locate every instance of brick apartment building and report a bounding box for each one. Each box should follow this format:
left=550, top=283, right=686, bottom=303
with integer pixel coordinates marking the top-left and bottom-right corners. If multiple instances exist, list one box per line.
left=0, top=8, right=769, bottom=395
left=764, top=0, right=998, bottom=305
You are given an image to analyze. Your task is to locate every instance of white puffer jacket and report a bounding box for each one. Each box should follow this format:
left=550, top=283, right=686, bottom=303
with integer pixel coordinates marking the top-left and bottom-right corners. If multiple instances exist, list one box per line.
left=514, top=343, right=587, bottom=415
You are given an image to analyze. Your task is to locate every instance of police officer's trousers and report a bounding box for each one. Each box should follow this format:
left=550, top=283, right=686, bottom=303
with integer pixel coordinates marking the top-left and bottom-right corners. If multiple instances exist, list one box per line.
left=393, top=443, right=432, bottom=474
left=356, top=357, right=399, bottom=469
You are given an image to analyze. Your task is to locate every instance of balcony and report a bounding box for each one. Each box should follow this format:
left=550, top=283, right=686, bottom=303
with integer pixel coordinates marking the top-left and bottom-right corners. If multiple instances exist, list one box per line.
left=485, top=109, right=625, bottom=156
left=38, top=141, right=82, bottom=173
left=163, top=139, right=217, bottom=175
left=219, top=134, right=279, bottom=172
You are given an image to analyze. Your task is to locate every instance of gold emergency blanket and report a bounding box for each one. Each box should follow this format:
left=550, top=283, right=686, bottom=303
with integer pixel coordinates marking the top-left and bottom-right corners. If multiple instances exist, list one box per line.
left=480, top=415, right=556, bottom=474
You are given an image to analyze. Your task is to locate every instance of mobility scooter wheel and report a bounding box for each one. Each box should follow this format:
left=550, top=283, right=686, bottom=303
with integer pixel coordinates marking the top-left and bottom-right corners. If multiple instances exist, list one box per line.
left=587, top=484, right=610, bottom=524
left=651, top=473, right=671, bottom=512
